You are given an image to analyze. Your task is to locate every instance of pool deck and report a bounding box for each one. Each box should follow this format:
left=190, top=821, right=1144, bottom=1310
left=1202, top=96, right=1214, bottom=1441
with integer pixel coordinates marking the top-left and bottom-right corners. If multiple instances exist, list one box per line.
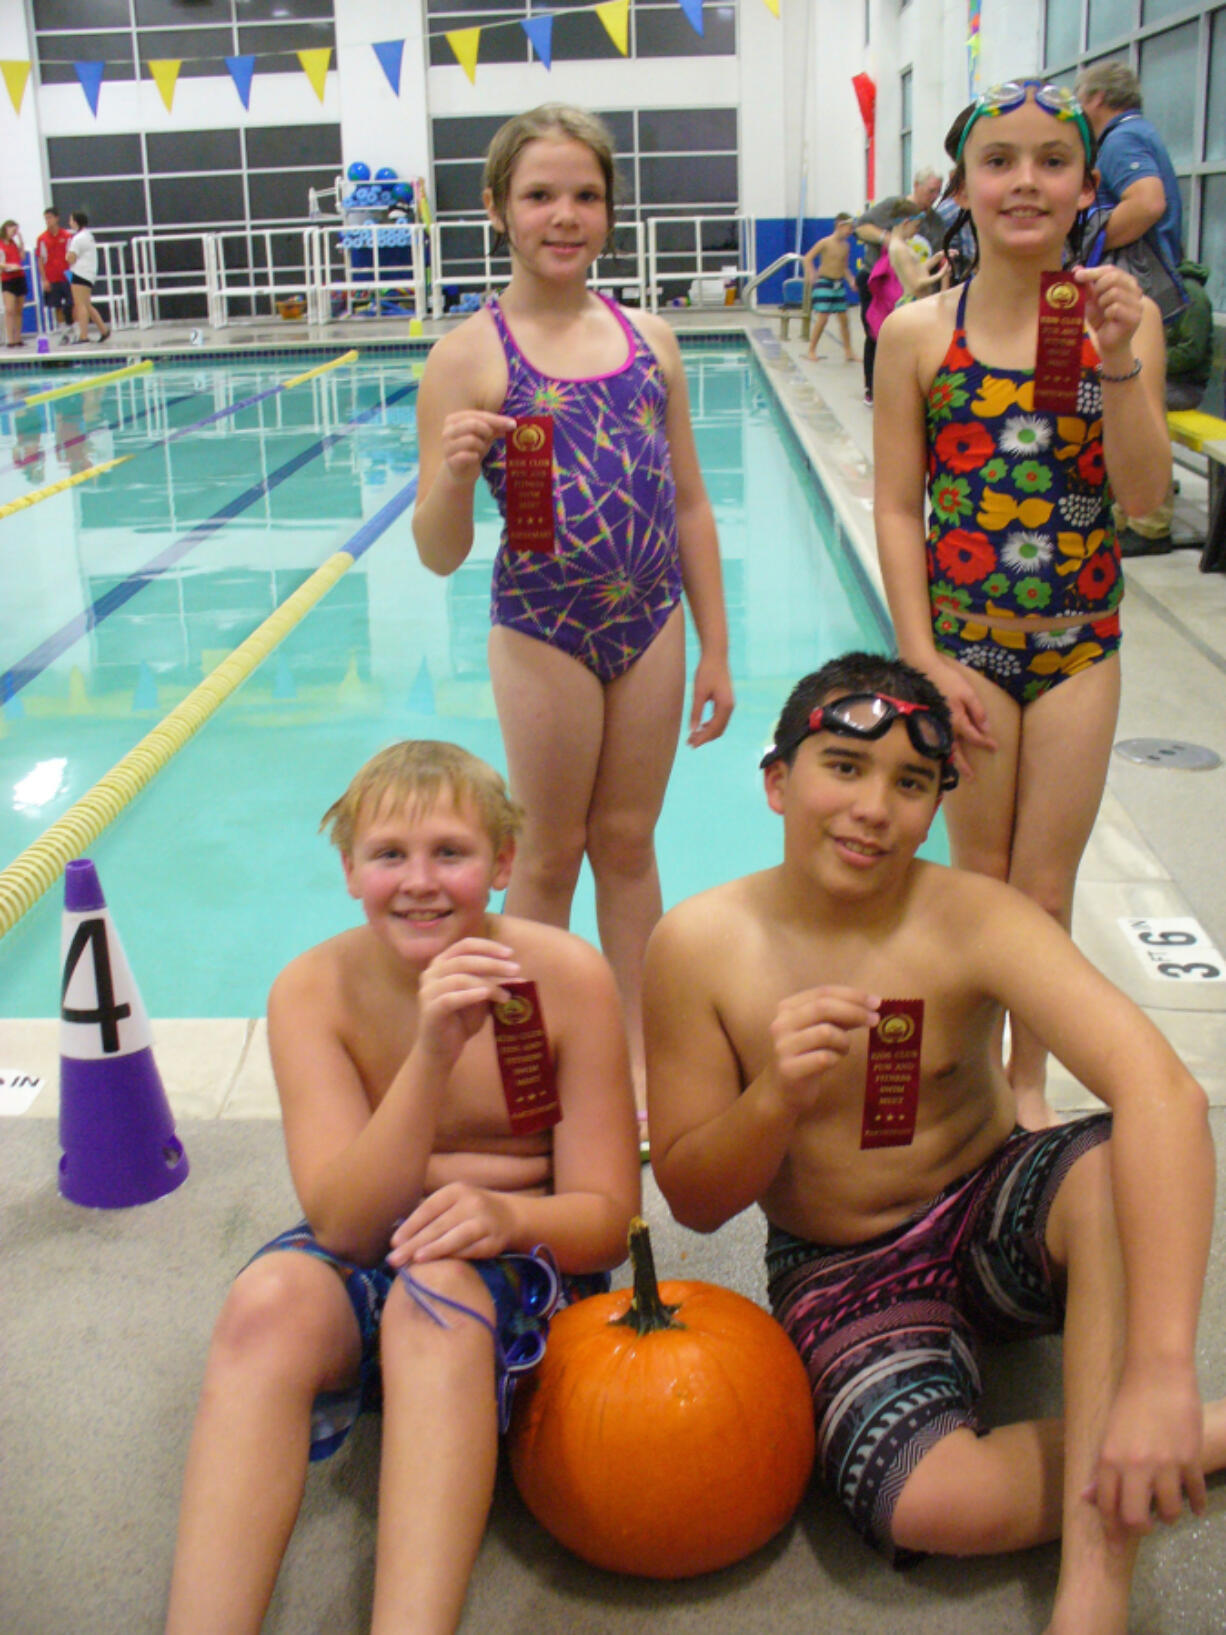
left=2, top=308, right=1225, bottom=1117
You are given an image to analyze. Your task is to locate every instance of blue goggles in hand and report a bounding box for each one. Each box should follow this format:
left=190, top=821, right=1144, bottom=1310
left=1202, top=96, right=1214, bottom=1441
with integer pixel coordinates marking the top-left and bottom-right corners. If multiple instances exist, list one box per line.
left=956, top=80, right=1094, bottom=165
left=761, top=691, right=959, bottom=791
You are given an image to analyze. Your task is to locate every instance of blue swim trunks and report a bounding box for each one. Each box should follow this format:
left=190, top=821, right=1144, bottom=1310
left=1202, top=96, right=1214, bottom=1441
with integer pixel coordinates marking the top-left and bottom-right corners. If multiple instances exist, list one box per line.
left=248, top=1222, right=609, bottom=1460
left=765, top=1115, right=1112, bottom=1558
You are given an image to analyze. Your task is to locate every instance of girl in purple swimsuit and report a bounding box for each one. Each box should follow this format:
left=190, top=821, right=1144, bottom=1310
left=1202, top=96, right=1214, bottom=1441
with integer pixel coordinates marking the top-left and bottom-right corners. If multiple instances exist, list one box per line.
left=873, top=82, right=1170, bottom=1128
left=414, top=106, right=733, bottom=1121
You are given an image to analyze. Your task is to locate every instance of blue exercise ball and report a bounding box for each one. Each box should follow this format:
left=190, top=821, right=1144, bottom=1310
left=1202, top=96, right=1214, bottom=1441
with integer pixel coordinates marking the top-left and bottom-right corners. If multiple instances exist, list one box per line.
left=393, top=182, right=414, bottom=204
left=347, top=160, right=371, bottom=182
left=375, top=166, right=398, bottom=182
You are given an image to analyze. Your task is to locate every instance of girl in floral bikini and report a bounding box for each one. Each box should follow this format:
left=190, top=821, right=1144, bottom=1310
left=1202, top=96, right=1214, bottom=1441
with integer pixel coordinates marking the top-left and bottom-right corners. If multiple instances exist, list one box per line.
left=414, top=106, right=733, bottom=1126
left=873, top=81, right=1170, bottom=1128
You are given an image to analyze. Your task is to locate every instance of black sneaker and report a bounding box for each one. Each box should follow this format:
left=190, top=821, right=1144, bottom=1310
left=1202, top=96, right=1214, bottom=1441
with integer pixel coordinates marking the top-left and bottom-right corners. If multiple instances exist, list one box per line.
left=1118, top=527, right=1172, bottom=557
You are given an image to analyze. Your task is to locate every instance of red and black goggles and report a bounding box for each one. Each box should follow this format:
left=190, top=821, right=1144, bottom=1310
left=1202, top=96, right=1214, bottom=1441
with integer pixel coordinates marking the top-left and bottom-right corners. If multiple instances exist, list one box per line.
left=761, top=691, right=959, bottom=790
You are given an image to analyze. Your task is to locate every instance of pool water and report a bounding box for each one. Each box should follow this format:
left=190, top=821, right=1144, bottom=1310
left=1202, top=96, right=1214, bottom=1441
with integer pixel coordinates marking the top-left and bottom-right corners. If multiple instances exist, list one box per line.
left=0, top=343, right=913, bottom=1019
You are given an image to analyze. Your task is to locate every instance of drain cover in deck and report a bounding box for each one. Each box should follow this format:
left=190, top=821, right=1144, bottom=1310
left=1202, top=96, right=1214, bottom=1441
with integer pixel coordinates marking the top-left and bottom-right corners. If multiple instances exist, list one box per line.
left=1113, top=738, right=1221, bottom=770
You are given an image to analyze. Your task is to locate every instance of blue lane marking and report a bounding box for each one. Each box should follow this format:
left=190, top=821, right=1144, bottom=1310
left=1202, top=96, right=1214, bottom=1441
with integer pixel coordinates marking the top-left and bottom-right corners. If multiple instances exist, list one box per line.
left=1, top=382, right=418, bottom=704
left=345, top=467, right=418, bottom=562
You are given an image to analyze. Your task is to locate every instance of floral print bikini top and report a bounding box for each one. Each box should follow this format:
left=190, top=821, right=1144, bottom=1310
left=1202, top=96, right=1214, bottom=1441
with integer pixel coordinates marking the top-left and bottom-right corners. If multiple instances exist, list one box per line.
left=924, top=280, right=1121, bottom=625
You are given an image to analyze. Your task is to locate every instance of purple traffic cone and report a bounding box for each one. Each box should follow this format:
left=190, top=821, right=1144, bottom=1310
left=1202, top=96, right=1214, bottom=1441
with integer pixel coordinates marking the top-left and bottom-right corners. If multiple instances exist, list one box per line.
left=58, top=859, right=189, bottom=1208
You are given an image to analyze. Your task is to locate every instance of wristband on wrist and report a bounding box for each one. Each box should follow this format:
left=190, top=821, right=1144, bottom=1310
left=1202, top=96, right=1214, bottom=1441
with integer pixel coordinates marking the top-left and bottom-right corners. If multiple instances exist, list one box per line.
left=1099, top=357, right=1142, bottom=383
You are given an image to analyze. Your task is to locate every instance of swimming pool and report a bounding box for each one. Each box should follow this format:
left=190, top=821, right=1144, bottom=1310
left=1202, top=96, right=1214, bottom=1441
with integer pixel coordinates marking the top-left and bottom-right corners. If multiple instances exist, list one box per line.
left=0, top=342, right=894, bottom=1019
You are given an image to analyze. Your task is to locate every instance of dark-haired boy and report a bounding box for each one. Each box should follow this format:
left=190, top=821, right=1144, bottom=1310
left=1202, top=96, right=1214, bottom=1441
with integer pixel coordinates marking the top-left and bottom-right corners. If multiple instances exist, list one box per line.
left=646, top=652, right=1224, bottom=1634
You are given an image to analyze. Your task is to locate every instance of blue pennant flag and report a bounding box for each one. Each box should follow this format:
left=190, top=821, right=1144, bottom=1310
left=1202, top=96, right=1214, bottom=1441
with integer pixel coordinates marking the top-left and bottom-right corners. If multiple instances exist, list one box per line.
left=74, top=61, right=105, bottom=116
left=521, top=15, right=554, bottom=69
left=679, top=0, right=704, bottom=34
left=225, top=54, right=256, bottom=110
left=373, top=39, right=404, bottom=95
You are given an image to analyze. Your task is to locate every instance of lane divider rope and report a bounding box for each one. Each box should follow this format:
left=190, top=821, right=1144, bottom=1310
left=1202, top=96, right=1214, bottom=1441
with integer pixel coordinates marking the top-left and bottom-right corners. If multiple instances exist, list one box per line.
left=20, top=358, right=154, bottom=409
left=0, top=454, right=134, bottom=520
left=0, top=549, right=353, bottom=939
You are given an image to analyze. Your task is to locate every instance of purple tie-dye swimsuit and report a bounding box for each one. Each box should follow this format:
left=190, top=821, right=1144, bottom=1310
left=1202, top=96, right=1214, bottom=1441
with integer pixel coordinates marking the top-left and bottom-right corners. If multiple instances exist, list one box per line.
left=481, top=293, right=683, bottom=683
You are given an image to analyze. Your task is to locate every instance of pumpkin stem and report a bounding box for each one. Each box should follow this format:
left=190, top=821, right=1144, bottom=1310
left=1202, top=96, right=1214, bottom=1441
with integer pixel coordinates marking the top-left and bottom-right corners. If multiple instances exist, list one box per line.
left=613, top=1216, right=683, bottom=1334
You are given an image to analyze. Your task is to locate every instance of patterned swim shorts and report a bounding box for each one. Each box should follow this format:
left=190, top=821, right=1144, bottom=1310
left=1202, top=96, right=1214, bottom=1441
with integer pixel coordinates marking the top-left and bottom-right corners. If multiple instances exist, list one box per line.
left=766, top=1115, right=1111, bottom=1557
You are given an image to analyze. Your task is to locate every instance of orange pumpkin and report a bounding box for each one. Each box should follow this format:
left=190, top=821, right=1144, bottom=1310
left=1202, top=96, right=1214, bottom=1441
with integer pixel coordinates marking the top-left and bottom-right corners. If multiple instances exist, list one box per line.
left=508, top=1217, right=815, bottom=1578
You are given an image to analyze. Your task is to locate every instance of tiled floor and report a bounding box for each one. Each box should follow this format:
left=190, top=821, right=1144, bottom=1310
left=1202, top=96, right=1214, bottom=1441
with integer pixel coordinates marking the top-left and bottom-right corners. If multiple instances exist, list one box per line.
left=3, top=306, right=1224, bottom=1117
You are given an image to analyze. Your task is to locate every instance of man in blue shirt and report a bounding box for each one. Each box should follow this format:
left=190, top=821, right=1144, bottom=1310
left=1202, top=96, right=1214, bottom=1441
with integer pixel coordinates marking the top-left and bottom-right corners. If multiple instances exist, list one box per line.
left=1076, top=61, right=1187, bottom=555
left=1075, top=61, right=1183, bottom=284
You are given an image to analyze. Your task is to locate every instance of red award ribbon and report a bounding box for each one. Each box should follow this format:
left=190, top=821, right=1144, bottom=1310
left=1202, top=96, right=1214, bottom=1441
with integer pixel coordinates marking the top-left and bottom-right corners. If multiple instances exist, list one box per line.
left=491, top=979, right=562, bottom=1135
left=861, top=998, right=923, bottom=1150
left=1033, top=271, right=1087, bottom=414
left=504, top=416, right=555, bottom=553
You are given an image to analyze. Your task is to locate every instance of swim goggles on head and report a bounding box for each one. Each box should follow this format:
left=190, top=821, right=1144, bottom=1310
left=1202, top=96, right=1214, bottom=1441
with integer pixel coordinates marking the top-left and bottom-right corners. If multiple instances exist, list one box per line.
left=955, top=79, right=1094, bottom=165
left=760, top=692, right=959, bottom=790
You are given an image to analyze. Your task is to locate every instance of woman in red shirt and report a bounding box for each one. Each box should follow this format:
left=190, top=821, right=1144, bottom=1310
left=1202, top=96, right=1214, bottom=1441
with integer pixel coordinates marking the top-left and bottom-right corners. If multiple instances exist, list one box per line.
left=1, top=220, right=28, bottom=347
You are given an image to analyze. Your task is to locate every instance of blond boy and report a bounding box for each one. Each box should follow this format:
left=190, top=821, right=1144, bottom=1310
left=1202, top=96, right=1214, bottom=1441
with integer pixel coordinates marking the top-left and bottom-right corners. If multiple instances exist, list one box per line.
left=166, top=741, right=640, bottom=1635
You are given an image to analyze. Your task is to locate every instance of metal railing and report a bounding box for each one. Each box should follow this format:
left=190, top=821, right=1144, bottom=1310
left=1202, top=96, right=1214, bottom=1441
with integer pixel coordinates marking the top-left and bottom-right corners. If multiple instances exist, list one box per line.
left=646, top=214, right=756, bottom=313
left=132, top=232, right=222, bottom=329
left=112, top=212, right=774, bottom=335
left=426, top=218, right=648, bottom=319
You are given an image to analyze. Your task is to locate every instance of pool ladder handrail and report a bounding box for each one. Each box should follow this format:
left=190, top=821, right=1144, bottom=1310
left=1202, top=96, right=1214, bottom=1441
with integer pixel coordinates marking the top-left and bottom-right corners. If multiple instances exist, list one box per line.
left=741, top=251, right=807, bottom=303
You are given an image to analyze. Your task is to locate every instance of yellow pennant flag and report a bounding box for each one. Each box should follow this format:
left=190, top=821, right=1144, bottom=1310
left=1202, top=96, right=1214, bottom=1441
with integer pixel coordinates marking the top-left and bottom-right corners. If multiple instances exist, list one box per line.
left=595, top=0, right=630, bottom=54
left=148, top=59, right=181, bottom=113
left=445, top=28, right=482, bottom=84
left=297, top=47, right=332, bottom=102
left=1, top=59, right=31, bottom=114
left=761, top=0, right=780, bottom=15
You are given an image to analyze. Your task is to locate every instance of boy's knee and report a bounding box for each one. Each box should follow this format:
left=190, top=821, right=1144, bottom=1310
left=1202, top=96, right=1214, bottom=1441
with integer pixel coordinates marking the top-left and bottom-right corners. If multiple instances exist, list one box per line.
left=210, top=1256, right=344, bottom=1375
left=383, top=1261, right=497, bottom=1360
left=890, top=1428, right=1018, bottom=1556
left=1046, top=1137, right=1115, bottom=1265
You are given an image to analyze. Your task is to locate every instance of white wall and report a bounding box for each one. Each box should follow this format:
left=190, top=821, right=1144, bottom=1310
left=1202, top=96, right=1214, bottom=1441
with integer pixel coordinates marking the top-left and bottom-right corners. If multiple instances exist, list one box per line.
left=796, top=0, right=1045, bottom=217
left=0, top=7, right=47, bottom=244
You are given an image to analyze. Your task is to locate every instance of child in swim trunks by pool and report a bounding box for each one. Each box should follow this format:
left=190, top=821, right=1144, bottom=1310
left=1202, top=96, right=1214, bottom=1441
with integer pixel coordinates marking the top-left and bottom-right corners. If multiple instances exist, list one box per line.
left=164, top=741, right=640, bottom=1635
left=645, top=651, right=1226, bottom=1634
left=802, top=214, right=857, bottom=363
left=413, top=105, right=734, bottom=1121
left=872, top=80, right=1171, bottom=1129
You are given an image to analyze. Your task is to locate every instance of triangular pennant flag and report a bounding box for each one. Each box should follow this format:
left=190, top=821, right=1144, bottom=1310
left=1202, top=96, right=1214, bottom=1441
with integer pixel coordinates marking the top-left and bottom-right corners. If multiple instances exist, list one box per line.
left=595, top=0, right=630, bottom=54
left=74, top=61, right=105, bottom=117
left=148, top=59, right=181, bottom=113
left=1, top=60, right=31, bottom=115
left=373, top=39, right=404, bottom=95
left=678, top=0, right=704, bottom=35
left=521, top=16, right=554, bottom=69
left=760, top=0, right=780, bottom=15
left=297, top=47, right=332, bottom=103
left=225, top=54, right=255, bottom=109
left=445, top=28, right=481, bottom=84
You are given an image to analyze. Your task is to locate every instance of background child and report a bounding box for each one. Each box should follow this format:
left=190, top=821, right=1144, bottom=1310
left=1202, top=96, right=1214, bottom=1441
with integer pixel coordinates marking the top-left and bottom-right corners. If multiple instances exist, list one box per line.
left=1, top=220, right=27, bottom=347
left=413, top=105, right=733, bottom=1121
left=164, top=741, right=640, bottom=1635
left=872, top=80, right=1169, bottom=1127
left=802, top=214, right=857, bottom=363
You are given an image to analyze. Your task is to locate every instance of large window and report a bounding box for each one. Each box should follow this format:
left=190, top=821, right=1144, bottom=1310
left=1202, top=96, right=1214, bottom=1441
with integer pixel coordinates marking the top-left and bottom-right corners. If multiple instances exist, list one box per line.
left=34, top=0, right=340, bottom=320
left=431, top=106, right=740, bottom=303
left=1043, top=1, right=1226, bottom=310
